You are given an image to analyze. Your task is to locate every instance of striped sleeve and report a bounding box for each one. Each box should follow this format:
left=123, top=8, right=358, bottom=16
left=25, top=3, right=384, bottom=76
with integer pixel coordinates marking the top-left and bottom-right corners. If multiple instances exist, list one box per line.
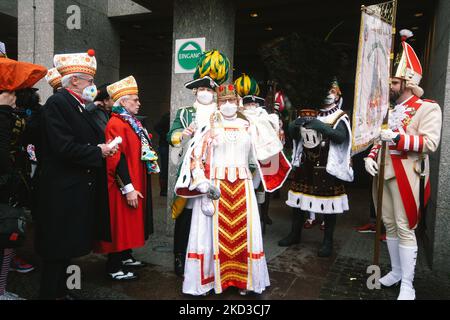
left=368, top=144, right=381, bottom=159
left=396, top=134, right=424, bottom=153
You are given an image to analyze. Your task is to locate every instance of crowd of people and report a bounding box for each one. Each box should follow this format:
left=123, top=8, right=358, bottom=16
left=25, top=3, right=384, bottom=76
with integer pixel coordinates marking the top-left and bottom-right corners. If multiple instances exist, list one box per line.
left=0, top=27, right=442, bottom=301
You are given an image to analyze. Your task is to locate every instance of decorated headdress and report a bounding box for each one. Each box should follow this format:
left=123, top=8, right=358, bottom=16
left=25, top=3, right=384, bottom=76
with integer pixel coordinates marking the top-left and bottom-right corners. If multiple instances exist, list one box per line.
left=107, top=76, right=139, bottom=102
left=394, top=29, right=422, bottom=85
left=54, top=49, right=97, bottom=78
left=184, top=76, right=218, bottom=90
left=45, top=67, right=62, bottom=90
left=193, top=50, right=230, bottom=85
left=216, top=84, right=238, bottom=101
left=242, top=95, right=265, bottom=106
left=234, top=73, right=260, bottom=97
left=393, top=29, right=424, bottom=97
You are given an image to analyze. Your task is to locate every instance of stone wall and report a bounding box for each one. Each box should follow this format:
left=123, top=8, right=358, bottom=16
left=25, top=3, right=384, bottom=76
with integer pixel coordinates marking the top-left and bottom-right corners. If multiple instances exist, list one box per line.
left=17, top=0, right=120, bottom=102
left=18, top=0, right=55, bottom=100
left=424, top=0, right=450, bottom=273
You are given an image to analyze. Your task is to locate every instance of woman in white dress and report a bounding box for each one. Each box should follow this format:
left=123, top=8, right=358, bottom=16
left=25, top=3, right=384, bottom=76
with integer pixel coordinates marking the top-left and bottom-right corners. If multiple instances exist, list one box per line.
left=174, top=84, right=291, bottom=296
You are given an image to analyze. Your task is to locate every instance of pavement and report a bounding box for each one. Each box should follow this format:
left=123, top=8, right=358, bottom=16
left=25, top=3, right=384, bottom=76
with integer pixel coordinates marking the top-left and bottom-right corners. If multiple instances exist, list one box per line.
left=6, top=176, right=450, bottom=300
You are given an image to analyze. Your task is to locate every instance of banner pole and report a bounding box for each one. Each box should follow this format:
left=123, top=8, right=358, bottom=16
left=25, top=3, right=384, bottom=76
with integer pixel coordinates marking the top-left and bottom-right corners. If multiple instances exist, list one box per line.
left=373, top=0, right=398, bottom=266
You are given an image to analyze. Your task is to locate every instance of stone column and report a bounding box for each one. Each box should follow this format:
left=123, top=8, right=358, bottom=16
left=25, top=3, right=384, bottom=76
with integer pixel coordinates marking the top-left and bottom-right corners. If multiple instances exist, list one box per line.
left=165, top=0, right=236, bottom=236
left=424, top=0, right=450, bottom=273
left=17, top=0, right=120, bottom=102
left=18, top=0, right=55, bottom=100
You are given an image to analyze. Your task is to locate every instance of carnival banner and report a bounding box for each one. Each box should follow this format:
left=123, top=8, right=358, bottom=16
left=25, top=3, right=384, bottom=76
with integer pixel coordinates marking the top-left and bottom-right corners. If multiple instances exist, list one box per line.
left=352, top=5, right=393, bottom=155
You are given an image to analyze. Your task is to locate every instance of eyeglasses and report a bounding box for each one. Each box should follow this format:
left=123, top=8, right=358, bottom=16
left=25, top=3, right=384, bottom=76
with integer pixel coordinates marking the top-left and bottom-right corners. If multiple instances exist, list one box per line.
left=76, top=76, right=94, bottom=85
left=125, top=98, right=140, bottom=103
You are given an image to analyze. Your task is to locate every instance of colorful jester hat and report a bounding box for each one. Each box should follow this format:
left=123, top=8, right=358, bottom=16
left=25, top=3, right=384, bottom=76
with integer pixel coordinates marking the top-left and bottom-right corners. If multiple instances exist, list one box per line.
left=193, top=49, right=230, bottom=85
left=234, top=73, right=260, bottom=97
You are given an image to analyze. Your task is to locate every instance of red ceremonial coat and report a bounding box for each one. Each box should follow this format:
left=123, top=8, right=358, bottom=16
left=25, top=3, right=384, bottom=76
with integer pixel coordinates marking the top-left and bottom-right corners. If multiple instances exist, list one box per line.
left=368, top=95, right=442, bottom=229
left=94, top=113, right=147, bottom=253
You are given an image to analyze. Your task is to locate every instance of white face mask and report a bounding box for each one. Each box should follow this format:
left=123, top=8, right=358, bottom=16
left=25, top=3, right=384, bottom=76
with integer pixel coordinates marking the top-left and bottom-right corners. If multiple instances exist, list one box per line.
left=220, top=102, right=238, bottom=118
left=196, top=90, right=214, bottom=105
left=82, top=85, right=98, bottom=103
left=323, top=93, right=336, bottom=106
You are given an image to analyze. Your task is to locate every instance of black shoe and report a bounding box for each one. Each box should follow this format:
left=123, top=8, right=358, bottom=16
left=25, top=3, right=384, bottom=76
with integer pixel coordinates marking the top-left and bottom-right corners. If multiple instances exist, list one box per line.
left=108, top=269, right=138, bottom=281
left=122, top=258, right=147, bottom=268
left=278, top=209, right=305, bottom=247
left=174, top=253, right=185, bottom=277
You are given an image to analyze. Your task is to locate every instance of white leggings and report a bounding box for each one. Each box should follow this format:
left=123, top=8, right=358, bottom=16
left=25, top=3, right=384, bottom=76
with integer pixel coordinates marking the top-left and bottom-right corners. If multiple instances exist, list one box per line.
left=377, top=178, right=417, bottom=247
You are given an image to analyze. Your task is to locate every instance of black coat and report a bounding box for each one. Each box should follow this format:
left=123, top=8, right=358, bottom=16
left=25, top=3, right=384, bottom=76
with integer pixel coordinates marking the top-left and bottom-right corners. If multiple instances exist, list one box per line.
left=86, top=102, right=110, bottom=132
left=0, top=105, right=13, bottom=202
left=36, top=89, right=111, bottom=260
left=0, top=105, right=13, bottom=177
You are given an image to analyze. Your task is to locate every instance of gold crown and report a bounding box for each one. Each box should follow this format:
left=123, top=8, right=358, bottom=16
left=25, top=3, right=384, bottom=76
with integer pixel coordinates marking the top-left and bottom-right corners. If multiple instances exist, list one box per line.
left=107, top=76, right=139, bottom=102
left=216, top=84, right=237, bottom=101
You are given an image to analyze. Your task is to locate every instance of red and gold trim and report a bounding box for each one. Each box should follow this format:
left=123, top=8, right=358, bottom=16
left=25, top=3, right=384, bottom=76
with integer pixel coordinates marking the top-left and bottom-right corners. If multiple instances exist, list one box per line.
left=107, top=76, right=139, bottom=102
left=110, top=87, right=139, bottom=102
left=58, top=65, right=96, bottom=78
left=186, top=253, right=214, bottom=285
left=217, top=178, right=248, bottom=290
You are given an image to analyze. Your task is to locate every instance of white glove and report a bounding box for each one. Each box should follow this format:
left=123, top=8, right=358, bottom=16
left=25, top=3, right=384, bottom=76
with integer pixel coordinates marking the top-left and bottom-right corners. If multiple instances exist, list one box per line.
left=380, top=129, right=399, bottom=143
left=364, top=157, right=379, bottom=177
left=196, top=182, right=210, bottom=193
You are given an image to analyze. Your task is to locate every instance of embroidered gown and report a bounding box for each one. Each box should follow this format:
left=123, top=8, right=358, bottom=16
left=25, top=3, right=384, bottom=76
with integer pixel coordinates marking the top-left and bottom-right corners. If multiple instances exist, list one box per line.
left=175, top=114, right=291, bottom=295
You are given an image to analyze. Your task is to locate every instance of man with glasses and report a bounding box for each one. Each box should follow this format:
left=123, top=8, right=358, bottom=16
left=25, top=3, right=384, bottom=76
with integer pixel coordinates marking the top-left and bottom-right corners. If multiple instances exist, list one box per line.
left=36, top=49, right=117, bottom=300
left=94, top=76, right=160, bottom=281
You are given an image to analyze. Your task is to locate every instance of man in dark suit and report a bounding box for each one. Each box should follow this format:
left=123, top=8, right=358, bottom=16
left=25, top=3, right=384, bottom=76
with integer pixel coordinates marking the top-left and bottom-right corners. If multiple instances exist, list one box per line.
left=36, top=49, right=117, bottom=300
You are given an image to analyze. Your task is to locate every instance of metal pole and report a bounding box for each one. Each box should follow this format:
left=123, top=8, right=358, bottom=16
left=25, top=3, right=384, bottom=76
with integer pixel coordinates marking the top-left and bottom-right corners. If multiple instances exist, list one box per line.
left=373, top=0, right=397, bottom=266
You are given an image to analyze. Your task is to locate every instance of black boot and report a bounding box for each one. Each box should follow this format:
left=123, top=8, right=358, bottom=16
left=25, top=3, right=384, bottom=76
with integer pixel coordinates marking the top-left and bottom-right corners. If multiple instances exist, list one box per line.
left=278, top=209, right=306, bottom=247
left=174, top=253, right=185, bottom=277
left=318, top=214, right=337, bottom=257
